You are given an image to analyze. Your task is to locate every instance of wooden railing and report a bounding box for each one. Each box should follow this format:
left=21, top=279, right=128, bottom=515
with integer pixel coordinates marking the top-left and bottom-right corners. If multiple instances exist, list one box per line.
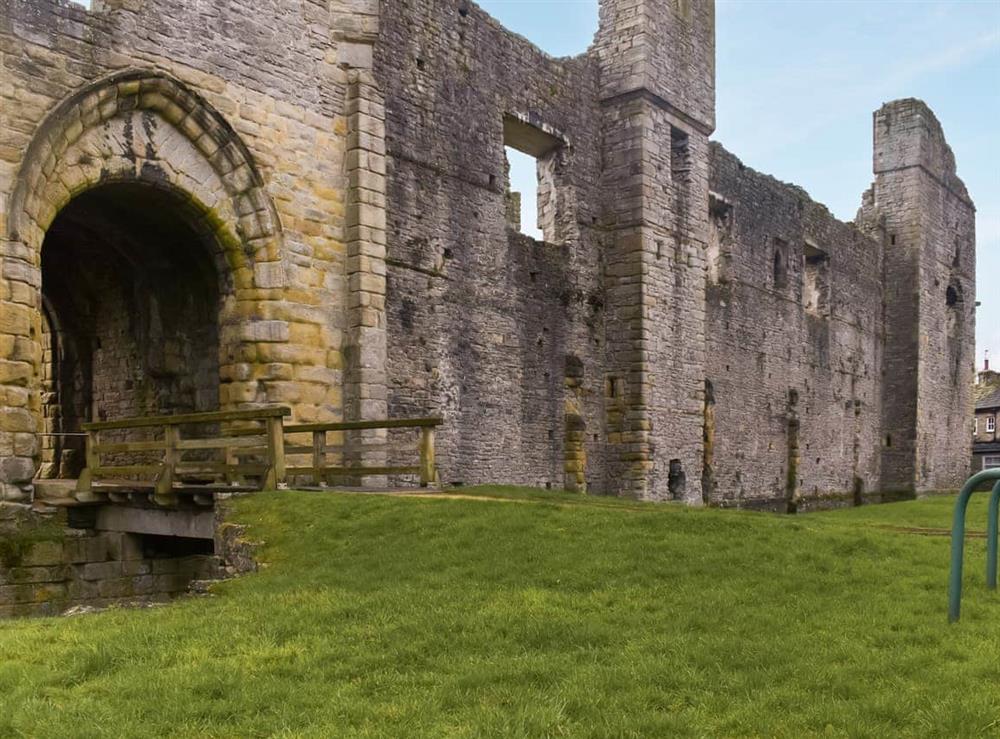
left=73, top=408, right=441, bottom=506
left=283, top=417, right=441, bottom=487
left=76, top=407, right=290, bottom=506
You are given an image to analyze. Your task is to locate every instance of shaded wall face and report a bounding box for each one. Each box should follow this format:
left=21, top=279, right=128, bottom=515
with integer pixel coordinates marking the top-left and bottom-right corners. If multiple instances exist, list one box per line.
left=375, top=0, right=606, bottom=490
left=869, top=100, right=976, bottom=493
left=41, top=186, right=221, bottom=436
left=705, top=144, right=884, bottom=509
left=912, top=189, right=976, bottom=491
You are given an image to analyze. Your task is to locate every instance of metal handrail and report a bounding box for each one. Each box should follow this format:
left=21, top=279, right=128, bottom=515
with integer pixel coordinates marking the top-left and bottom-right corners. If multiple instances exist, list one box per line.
left=947, top=468, right=1000, bottom=622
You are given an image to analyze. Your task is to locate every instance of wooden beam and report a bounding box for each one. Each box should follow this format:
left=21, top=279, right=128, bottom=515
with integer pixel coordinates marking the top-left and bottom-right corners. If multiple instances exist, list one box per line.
left=284, top=417, right=442, bottom=433
left=286, top=465, right=421, bottom=476
left=93, top=465, right=165, bottom=476
left=93, top=440, right=167, bottom=454
left=175, top=463, right=270, bottom=475
left=83, top=406, right=291, bottom=432
left=176, top=435, right=267, bottom=451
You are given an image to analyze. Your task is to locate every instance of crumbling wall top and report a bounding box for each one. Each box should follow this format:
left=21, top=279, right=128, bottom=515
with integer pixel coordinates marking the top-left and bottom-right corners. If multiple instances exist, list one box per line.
left=593, top=0, right=715, bottom=133
left=874, top=98, right=971, bottom=206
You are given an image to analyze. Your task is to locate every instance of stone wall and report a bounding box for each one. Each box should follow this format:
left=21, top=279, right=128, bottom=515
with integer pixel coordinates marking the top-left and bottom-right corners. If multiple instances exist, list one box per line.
left=0, top=506, right=217, bottom=618
left=375, top=0, right=607, bottom=491
left=707, top=144, right=884, bottom=509
left=0, top=0, right=978, bottom=507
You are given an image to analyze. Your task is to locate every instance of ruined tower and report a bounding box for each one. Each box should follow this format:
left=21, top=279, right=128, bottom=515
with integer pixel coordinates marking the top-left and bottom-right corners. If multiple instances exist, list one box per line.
left=866, top=99, right=977, bottom=494
left=594, top=0, right=716, bottom=500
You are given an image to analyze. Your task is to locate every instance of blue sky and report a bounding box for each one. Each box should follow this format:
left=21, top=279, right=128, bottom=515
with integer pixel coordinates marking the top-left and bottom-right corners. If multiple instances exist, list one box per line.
left=484, top=0, right=1000, bottom=369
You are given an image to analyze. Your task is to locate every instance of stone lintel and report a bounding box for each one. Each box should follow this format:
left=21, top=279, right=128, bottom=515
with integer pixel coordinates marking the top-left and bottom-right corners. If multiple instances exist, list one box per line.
left=95, top=506, right=215, bottom=540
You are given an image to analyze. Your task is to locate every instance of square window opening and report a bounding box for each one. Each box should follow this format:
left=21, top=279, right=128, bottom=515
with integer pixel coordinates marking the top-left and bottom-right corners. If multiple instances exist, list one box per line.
left=504, top=146, right=541, bottom=239
left=503, top=114, right=565, bottom=242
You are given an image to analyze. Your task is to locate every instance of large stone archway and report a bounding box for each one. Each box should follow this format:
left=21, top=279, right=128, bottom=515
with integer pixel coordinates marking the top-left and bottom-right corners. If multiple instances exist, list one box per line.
left=0, top=70, right=292, bottom=501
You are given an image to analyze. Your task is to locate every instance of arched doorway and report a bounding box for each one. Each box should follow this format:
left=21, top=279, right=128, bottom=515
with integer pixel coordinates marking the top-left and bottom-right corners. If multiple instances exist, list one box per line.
left=38, top=183, right=224, bottom=479
left=0, top=69, right=315, bottom=502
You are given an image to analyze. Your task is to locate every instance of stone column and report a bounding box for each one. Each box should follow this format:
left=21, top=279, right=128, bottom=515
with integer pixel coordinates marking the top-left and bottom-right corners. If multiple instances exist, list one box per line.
left=0, top=231, right=42, bottom=505
left=593, top=0, right=715, bottom=501
left=343, top=71, right=388, bottom=478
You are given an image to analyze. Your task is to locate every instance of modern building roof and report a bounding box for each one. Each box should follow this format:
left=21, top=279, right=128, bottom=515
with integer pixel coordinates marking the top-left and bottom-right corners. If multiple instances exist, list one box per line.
left=976, top=387, right=1000, bottom=412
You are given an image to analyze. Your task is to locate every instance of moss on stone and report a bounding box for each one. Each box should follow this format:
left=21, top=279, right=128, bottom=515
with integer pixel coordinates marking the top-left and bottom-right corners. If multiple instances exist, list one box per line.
left=0, top=517, right=63, bottom=569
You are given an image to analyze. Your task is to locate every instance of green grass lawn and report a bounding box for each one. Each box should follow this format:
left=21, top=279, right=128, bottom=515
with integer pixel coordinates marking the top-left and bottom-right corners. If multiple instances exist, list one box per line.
left=2, top=488, right=1000, bottom=737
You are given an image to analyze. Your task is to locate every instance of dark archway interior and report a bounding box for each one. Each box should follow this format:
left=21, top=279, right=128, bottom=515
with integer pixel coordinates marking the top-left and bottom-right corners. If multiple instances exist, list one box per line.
left=39, top=184, right=222, bottom=479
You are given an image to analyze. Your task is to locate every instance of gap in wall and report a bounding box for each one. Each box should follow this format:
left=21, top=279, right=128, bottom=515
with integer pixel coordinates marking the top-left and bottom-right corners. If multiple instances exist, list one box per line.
left=505, top=146, right=543, bottom=240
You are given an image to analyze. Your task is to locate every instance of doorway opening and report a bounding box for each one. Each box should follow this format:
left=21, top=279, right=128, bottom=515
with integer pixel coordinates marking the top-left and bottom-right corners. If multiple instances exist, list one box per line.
left=39, top=183, right=223, bottom=479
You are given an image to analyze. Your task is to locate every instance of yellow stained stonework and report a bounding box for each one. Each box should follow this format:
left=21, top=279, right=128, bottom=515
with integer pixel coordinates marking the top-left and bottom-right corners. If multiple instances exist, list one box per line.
left=0, top=0, right=384, bottom=501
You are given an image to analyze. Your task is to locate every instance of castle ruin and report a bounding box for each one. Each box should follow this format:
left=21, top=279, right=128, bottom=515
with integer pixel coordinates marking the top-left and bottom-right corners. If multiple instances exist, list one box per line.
left=0, top=0, right=976, bottom=509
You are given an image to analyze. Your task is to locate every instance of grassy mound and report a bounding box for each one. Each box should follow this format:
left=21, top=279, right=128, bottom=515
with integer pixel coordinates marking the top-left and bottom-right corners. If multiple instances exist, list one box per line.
left=1, top=488, right=998, bottom=737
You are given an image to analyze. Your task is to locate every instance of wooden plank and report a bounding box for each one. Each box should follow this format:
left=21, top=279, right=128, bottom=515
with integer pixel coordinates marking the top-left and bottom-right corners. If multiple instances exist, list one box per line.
left=282, top=446, right=419, bottom=458
left=176, top=435, right=266, bottom=451
left=176, top=463, right=271, bottom=474
left=93, top=465, right=164, bottom=475
left=286, top=465, right=421, bottom=476
left=93, top=440, right=167, bottom=454
left=228, top=427, right=270, bottom=438
left=284, top=417, right=442, bottom=433
left=92, top=481, right=155, bottom=491
left=174, top=484, right=259, bottom=494
left=287, top=441, right=417, bottom=454
left=83, top=406, right=291, bottom=431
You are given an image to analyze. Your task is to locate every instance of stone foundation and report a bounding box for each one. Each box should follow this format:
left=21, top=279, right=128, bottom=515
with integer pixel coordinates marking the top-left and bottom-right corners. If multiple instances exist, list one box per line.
left=0, top=506, right=224, bottom=619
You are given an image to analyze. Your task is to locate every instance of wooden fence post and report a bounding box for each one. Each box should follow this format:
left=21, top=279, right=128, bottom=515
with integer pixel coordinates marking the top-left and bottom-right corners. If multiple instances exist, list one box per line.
left=155, top=425, right=179, bottom=506
left=265, top=416, right=287, bottom=490
left=419, top=427, right=436, bottom=487
left=74, top=431, right=99, bottom=500
left=225, top=444, right=240, bottom=486
left=312, top=430, right=325, bottom=487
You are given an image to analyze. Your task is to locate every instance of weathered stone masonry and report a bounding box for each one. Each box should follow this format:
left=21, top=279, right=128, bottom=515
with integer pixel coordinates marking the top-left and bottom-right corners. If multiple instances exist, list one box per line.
left=0, top=0, right=976, bottom=508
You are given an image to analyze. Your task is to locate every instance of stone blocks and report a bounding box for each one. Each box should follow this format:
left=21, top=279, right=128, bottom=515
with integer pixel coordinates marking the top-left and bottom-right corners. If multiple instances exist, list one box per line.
left=0, top=0, right=977, bottom=509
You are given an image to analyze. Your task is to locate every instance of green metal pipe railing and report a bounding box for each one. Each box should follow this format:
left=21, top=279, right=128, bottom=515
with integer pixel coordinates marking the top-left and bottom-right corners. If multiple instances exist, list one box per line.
left=948, top=468, right=1000, bottom=623
left=988, top=480, right=1000, bottom=591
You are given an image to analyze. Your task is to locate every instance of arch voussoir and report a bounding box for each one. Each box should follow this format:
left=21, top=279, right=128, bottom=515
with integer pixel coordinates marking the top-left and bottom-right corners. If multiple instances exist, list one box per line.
left=10, top=69, right=283, bottom=267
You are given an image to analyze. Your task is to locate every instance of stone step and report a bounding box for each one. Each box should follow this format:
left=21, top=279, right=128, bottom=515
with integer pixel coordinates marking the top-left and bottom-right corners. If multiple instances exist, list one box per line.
left=33, top=479, right=79, bottom=501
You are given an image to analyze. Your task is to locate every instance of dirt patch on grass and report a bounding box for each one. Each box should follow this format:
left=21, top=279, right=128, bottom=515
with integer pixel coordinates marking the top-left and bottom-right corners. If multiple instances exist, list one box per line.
left=873, top=524, right=987, bottom=539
